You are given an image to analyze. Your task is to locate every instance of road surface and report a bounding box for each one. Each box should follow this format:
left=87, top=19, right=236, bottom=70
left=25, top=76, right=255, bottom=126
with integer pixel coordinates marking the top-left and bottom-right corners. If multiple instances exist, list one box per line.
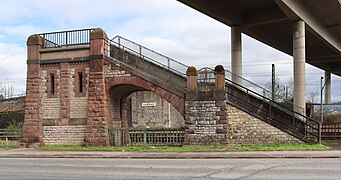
left=1, top=158, right=341, bottom=179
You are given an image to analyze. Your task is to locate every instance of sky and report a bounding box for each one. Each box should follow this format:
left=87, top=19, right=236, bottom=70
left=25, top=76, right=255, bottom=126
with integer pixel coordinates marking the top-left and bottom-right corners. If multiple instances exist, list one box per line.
left=0, top=0, right=339, bottom=102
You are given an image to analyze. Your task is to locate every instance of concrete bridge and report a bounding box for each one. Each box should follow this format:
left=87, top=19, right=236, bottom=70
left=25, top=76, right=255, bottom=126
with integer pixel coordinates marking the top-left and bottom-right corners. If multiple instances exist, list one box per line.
left=21, top=28, right=320, bottom=147
left=178, top=0, right=341, bottom=114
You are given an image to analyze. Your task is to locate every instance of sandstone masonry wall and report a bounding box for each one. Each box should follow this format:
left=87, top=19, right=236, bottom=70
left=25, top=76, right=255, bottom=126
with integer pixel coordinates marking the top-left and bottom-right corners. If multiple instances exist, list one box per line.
left=228, top=105, right=303, bottom=144
left=43, top=125, right=86, bottom=146
left=104, top=63, right=131, bottom=78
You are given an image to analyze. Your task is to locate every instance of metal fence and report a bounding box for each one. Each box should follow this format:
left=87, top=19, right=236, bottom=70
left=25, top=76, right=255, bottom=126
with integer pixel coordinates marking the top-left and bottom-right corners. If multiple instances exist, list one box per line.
left=197, top=67, right=215, bottom=92
left=225, top=69, right=304, bottom=114
left=0, top=129, right=21, bottom=148
left=39, top=28, right=93, bottom=48
left=322, top=122, right=341, bottom=139
left=109, top=36, right=188, bottom=77
left=109, top=128, right=185, bottom=146
left=226, top=78, right=320, bottom=143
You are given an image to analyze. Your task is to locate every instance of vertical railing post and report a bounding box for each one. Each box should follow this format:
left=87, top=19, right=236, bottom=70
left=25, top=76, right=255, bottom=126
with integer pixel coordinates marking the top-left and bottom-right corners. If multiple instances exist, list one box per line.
left=167, top=58, right=170, bottom=69
left=139, top=46, right=142, bottom=57
left=42, top=34, right=46, bottom=48
left=143, top=129, right=147, bottom=146
left=66, top=31, right=68, bottom=47
left=318, top=122, right=321, bottom=144
left=118, top=36, right=121, bottom=48
left=269, top=101, right=272, bottom=120
left=335, top=123, right=337, bottom=139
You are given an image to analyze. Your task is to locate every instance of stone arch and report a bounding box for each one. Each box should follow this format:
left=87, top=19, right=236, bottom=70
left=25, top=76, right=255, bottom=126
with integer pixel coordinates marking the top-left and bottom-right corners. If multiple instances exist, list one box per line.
left=106, top=76, right=185, bottom=117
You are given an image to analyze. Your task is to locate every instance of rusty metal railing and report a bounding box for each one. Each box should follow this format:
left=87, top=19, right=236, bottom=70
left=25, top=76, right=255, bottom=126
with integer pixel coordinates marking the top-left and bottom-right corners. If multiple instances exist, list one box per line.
left=39, top=28, right=93, bottom=48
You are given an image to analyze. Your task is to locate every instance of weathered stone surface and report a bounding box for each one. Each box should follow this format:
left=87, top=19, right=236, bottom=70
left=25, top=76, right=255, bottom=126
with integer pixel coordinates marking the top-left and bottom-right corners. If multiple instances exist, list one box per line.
left=85, top=56, right=109, bottom=146
left=22, top=64, right=43, bottom=147
left=43, top=125, right=86, bottom=146
left=130, top=91, right=184, bottom=128
left=185, top=100, right=228, bottom=145
left=227, top=105, right=303, bottom=144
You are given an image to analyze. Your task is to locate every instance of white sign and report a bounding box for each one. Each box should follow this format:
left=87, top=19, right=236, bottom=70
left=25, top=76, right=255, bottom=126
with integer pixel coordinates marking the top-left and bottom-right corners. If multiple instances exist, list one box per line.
left=142, top=102, right=156, bottom=107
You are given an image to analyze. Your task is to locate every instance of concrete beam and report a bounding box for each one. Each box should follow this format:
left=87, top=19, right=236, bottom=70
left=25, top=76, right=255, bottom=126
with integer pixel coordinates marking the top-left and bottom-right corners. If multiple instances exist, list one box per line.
left=243, top=6, right=288, bottom=27
left=177, top=0, right=242, bottom=26
left=277, top=0, right=341, bottom=53
left=307, top=55, right=341, bottom=63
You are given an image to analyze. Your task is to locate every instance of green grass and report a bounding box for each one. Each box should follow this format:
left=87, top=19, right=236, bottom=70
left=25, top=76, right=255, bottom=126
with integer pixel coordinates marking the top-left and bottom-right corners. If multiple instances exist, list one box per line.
left=38, top=144, right=331, bottom=152
left=0, top=147, right=12, bottom=151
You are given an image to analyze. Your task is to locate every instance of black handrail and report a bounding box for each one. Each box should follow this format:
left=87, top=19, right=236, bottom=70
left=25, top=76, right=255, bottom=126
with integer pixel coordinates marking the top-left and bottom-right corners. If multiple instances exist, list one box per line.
left=105, top=36, right=319, bottom=141
left=39, top=28, right=94, bottom=48
left=108, top=36, right=188, bottom=77
left=225, top=77, right=319, bottom=142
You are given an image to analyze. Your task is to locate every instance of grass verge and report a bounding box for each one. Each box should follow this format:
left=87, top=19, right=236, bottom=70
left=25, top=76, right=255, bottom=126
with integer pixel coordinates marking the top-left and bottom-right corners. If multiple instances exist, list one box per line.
left=38, top=144, right=331, bottom=152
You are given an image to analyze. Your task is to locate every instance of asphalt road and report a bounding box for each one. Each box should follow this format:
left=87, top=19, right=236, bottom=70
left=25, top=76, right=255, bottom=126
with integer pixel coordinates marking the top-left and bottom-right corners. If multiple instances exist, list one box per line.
left=1, top=158, right=341, bottom=179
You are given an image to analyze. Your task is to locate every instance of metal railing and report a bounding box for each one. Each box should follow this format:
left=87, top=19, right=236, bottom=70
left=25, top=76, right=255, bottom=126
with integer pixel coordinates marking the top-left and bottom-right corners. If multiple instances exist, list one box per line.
left=109, top=128, right=185, bottom=146
left=39, top=28, right=93, bottom=48
left=322, top=122, right=341, bottom=139
left=105, top=35, right=316, bottom=141
left=107, top=35, right=303, bottom=113
left=225, top=78, right=320, bottom=142
left=197, top=67, right=215, bottom=92
left=108, top=36, right=188, bottom=77
left=225, top=69, right=304, bottom=114
left=0, top=129, right=21, bottom=148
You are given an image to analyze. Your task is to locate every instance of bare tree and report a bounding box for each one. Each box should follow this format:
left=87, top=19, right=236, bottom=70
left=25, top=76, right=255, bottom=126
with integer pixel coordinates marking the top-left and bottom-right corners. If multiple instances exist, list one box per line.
left=264, top=78, right=286, bottom=102
left=0, top=80, right=13, bottom=99
left=307, top=91, right=318, bottom=103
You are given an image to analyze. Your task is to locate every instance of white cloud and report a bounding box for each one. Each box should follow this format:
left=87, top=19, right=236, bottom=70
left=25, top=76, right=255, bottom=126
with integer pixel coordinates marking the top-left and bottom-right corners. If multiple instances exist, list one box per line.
left=0, top=43, right=26, bottom=95
left=0, top=0, right=340, bottom=101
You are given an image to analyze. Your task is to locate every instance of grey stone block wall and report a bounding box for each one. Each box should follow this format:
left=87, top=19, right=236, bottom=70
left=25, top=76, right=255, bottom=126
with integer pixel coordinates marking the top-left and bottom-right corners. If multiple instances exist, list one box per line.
left=43, top=125, right=86, bottom=146
left=129, top=91, right=184, bottom=128
left=185, top=100, right=228, bottom=145
left=41, top=70, right=61, bottom=119
left=228, top=106, right=303, bottom=144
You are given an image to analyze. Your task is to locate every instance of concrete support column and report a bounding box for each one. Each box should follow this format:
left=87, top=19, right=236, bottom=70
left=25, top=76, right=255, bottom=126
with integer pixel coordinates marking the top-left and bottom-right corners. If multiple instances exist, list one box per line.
left=293, top=20, right=306, bottom=115
left=231, top=26, right=242, bottom=85
left=324, top=71, right=331, bottom=104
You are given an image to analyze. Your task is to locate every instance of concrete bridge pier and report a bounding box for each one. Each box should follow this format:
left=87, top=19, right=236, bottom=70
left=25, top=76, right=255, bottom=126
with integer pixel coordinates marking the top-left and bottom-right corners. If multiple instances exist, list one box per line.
left=231, top=26, right=242, bottom=85
left=324, top=71, right=331, bottom=104
left=293, top=20, right=306, bottom=115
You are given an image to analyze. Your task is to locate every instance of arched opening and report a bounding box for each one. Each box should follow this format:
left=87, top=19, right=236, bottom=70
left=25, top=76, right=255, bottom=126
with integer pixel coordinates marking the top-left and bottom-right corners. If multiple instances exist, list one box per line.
left=107, top=84, right=184, bottom=129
